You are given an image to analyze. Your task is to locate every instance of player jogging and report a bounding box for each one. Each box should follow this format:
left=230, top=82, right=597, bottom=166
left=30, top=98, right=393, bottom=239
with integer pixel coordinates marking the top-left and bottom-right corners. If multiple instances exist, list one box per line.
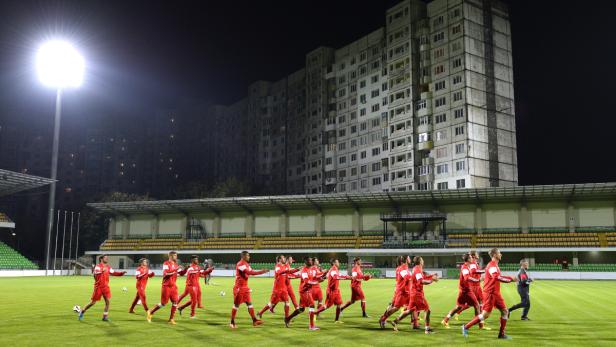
left=315, top=258, right=350, bottom=322
left=285, top=257, right=322, bottom=330
left=339, top=257, right=371, bottom=318
left=178, top=255, right=214, bottom=318
left=147, top=251, right=187, bottom=325
left=390, top=256, right=438, bottom=333
left=442, top=253, right=480, bottom=328
left=311, top=257, right=325, bottom=313
left=77, top=254, right=126, bottom=321
left=229, top=250, right=268, bottom=329
left=462, top=248, right=517, bottom=339
left=129, top=258, right=154, bottom=313
left=257, top=255, right=299, bottom=319
left=379, top=255, right=412, bottom=329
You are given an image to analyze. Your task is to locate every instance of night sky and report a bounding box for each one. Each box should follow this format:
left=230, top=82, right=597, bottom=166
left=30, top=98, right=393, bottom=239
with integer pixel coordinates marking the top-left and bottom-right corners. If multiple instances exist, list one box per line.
left=0, top=0, right=615, bottom=185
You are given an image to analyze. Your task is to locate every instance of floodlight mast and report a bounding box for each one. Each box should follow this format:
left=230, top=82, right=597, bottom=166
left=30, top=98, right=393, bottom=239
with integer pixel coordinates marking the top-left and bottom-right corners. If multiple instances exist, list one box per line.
left=36, top=40, right=84, bottom=276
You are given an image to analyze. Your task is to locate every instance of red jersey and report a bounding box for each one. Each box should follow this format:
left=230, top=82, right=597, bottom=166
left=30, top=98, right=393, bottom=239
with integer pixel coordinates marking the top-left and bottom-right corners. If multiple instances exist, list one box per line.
left=468, top=260, right=484, bottom=287
left=93, top=263, right=123, bottom=288
left=395, top=264, right=412, bottom=295
left=483, top=260, right=513, bottom=294
left=350, top=265, right=365, bottom=289
left=310, top=266, right=324, bottom=282
left=185, top=264, right=202, bottom=287
left=458, top=263, right=473, bottom=292
left=135, top=265, right=154, bottom=287
left=299, top=266, right=318, bottom=293
left=326, top=265, right=348, bottom=292
left=234, top=259, right=266, bottom=289
left=162, top=260, right=184, bottom=287
left=410, top=265, right=433, bottom=294
left=273, top=263, right=290, bottom=291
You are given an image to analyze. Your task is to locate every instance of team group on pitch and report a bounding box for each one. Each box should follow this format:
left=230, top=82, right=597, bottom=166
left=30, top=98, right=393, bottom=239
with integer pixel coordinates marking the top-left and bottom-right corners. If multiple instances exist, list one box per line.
left=77, top=247, right=531, bottom=340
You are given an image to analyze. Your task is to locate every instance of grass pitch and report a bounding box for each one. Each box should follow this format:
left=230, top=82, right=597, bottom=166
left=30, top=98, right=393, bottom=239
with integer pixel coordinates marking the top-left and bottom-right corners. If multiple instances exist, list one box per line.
left=0, top=276, right=615, bottom=346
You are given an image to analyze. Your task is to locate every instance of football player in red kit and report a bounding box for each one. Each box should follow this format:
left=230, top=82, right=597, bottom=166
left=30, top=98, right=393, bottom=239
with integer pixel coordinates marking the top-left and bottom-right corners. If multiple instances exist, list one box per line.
left=462, top=248, right=517, bottom=340
left=379, top=255, right=412, bottom=329
left=285, top=256, right=300, bottom=310
left=147, top=251, right=187, bottom=325
left=390, top=256, right=438, bottom=333
left=441, top=253, right=480, bottom=328
left=284, top=257, right=322, bottom=330
left=311, top=257, right=325, bottom=313
left=229, top=251, right=269, bottom=329
left=178, top=255, right=214, bottom=318
left=129, top=258, right=154, bottom=313
left=77, top=254, right=126, bottom=321
left=258, top=255, right=299, bottom=319
left=315, top=258, right=350, bottom=322
left=339, top=257, right=371, bottom=318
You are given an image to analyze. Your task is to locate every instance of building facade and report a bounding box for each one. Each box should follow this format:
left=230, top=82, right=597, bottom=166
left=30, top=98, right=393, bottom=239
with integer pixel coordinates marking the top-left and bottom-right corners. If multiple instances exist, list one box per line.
left=211, top=0, right=516, bottom=194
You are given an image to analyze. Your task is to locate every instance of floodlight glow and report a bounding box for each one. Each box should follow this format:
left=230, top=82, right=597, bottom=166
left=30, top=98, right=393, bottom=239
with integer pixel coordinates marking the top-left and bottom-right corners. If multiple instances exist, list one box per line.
left=36, top=40, right=84, bottom=88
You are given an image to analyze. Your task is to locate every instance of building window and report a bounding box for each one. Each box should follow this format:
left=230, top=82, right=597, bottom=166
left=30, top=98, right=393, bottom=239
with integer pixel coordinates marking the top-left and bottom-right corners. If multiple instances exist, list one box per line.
left=452, top=25, right=461, bottom=35
left=360, top=165, right=367, bottom=174
left=361, top=179, right=367, bottom=188
left=433, top=31, right=445, bottom=43
left=338, top=129, right=346, bottom=137
left=455, top=125, right=465, bottom=136
left=435, top=113, right=447, bottom=124
left=351, top=153, right=357, bottom=161
left=338, top=142, right=347, bottom=150
left=435, top=80, right=446, bottom=91
left=454, top=108, right=464, bottom=119
left=372, top=162, right=381, bottom=171
left=418, top=132, right=429, bottom=143
left=436, top=163, right=448, bottom=174
left=372, top=177, right=381, bottom=186
left=456, top=160, right=465, bottom=171
left=453, top=91, right=463, bottom=102
left=326, top=157, right=333, bottom=165
left=351, top=181, right=358, bottom=190
left=339, top=169, right=347, bottom=178
left=436, top=146, right=448, bottom=158
left=360, top=108, right=367, bottom=116
left=434, top=64, right=445, bottom=75
left=433, top=16, right=444, bottom=27
left=350, top=84, right=357, bottom=92
left=351, top=139, right=357, bottom=147
left=351, top=167, right=357, bottom=176
left=372, top=147, right=380, bottom=156
left=453, top=58, right=462, bottom=68
left=434, top=47, right=445, bottom=59
left=437, top=182, right=449, bottom=190
left=456, top=178, right=466, bottom=189
left=339, top=183, right=346, bottom=192
left=351, top=125, right=357, bottom=134
left=371, top=118, right=380, bottom=127
left=371, top=104, right=380, bottom=112
left=360, top=80, right=366, bottom=88
left=415, top=99, right=427, bottom=110
left=360, top=151, right=367, bottom=159
left=418, top=165, right=431, bottom=176
left=455, top=143, right=465, bottom=154
left=453, top=75, right=462, bottom=85
left=339, top=156, right=347, bottom=164
left=435, top=97, right=447, bottom=107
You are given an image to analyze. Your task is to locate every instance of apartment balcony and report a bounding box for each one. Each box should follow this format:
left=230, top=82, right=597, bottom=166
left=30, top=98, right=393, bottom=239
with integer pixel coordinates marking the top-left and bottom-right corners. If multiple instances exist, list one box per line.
left=390, top=80, right=409, bottom=93
left=422, top=157, right=434, bottom=166
left=325, top=177, right=337, bottom=185
left=325, top=122, right=336, bottom=132
left=389, top=143, right=413, bottom=155
left=420, top=91, right=432, bottom=99
left=390, top=175, right=414, bottom=186
left=416, top=104, right=432, bottom=117
left=389, top=127, right=414, bottom=140
left=420, top=43, right=430, bottom=52
left=390, top=96, right=410, bottom=109
left=417, top=140, right=433, bottom=151
left=417, top=123, right=433, bottom=134
left=421, top=75, right=432, bottom=84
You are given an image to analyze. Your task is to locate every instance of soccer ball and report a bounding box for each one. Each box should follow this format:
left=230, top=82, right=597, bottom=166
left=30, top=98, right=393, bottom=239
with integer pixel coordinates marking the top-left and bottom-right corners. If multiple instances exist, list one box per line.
left=219, top=291, right=226, bottom=296
left=73, top=305, right=81, bottom=313
left=122, top=287, right=128, bottom=292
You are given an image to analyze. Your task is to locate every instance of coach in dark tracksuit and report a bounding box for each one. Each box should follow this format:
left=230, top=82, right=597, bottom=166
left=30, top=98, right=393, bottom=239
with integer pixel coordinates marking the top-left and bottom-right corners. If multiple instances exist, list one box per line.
left=508, top=259, right=532, bottom=320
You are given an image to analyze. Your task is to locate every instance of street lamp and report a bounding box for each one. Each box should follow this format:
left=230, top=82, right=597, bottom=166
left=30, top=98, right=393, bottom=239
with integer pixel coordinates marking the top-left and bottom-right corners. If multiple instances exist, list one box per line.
left=36, top=40, right=84, bottom=276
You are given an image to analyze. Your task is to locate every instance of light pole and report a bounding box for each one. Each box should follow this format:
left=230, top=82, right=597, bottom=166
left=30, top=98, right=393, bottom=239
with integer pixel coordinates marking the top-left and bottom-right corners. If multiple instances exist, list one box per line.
left=36, top=40, right=84, bottom=276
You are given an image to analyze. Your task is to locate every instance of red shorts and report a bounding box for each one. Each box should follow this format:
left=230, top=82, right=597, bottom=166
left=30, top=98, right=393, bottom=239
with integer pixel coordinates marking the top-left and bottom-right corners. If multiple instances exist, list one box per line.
left=233, top=287, right=252, bottom=306
left=299, top=291, right=314, bottom=308
left=407, top=293, right=430, bottom=312
left=270, top=289, right=289, bottom=304
left=91, top=286, right=111, bottom=302
left=393, top=292, right=410, bottom=308
left=326, top=290, right=343, bottom=306
left=482, top=292, right=506, bottom=313
left=161, top=285, right=179, bottom=305
left=351, top=287, right=365, bottom=301
left=471, top=285, right=483, bottom=303
left=456, top=290, right=479, bottom=308
left=312, top=285, right=323, bottom=301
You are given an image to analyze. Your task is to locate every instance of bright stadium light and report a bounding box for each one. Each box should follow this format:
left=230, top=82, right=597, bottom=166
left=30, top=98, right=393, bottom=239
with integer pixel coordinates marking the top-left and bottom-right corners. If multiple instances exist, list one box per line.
left=36, top=40, right=84, bottom=88
left=36, top=39, right=85, bottom=276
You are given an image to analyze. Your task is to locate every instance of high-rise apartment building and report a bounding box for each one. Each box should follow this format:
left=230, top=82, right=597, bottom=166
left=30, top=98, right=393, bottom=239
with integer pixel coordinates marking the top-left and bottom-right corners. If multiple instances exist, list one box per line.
left=211, top=0, right=516, bottom=194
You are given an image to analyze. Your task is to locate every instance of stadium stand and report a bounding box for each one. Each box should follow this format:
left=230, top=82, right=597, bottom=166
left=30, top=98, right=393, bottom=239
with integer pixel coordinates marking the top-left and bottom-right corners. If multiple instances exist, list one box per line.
left=446, top=230, right=603, bottom=248
left=0, top=212, right=12, bottom=223
left=100, top=235, right=384, bottom=251
left=0, top=241, right=38, bottom=270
